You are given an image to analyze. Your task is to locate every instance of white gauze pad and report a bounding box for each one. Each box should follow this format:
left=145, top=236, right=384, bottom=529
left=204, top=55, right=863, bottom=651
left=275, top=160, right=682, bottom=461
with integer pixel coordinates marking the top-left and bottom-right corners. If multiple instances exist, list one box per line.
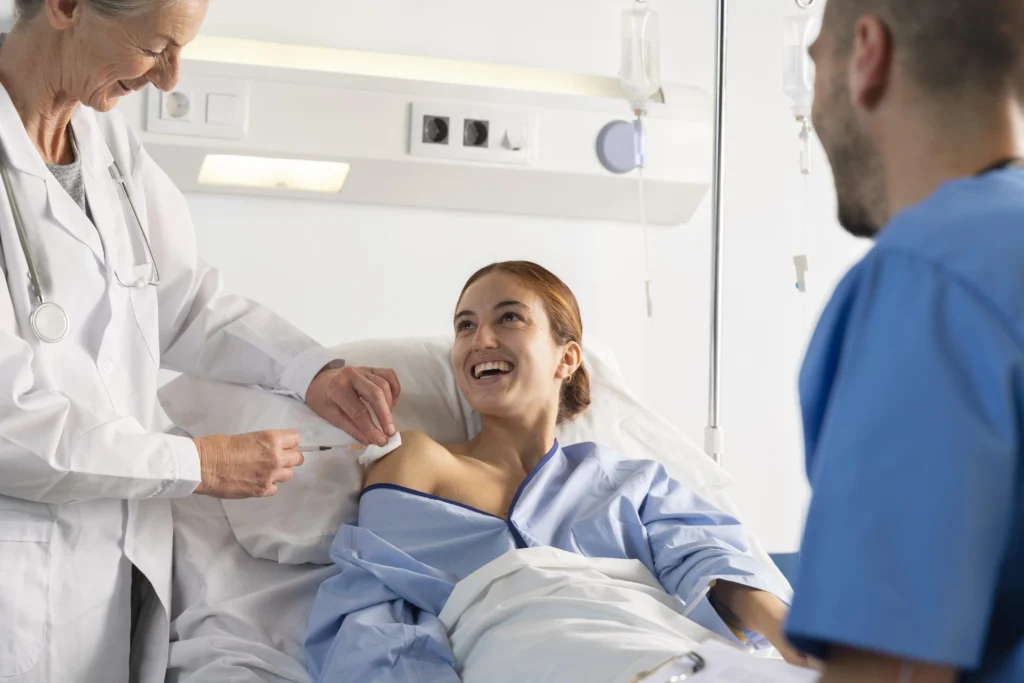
left=357, top=432, right=403, bottom=467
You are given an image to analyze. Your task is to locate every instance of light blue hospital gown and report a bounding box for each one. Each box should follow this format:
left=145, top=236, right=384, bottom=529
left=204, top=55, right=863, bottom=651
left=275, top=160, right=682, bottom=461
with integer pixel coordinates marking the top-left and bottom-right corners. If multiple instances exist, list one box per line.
left=304, top=441, right=790, bottom=683
left=786, top=165, right=1024, bottom=681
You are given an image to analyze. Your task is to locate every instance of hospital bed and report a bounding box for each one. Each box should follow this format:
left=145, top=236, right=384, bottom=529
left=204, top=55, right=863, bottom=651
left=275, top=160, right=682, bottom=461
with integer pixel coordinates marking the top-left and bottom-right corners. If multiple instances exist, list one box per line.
left=161, top=336, right=790, bottom=683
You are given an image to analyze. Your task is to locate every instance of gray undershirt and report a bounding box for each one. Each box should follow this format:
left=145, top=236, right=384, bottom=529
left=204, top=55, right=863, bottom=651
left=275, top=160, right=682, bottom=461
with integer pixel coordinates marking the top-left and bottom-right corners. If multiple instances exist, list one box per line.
left=46, top=142, right=88, bottom=214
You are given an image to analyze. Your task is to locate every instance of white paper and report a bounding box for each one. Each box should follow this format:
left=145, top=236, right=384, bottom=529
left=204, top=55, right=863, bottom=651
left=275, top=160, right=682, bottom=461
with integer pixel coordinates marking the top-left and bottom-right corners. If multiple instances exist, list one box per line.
left=636, top=640, right=820, bottom=683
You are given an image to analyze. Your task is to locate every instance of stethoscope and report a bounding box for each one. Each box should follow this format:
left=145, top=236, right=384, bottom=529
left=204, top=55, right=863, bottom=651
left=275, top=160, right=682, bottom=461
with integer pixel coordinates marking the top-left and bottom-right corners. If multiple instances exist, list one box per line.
left=0, top=140, right=160, bottom=344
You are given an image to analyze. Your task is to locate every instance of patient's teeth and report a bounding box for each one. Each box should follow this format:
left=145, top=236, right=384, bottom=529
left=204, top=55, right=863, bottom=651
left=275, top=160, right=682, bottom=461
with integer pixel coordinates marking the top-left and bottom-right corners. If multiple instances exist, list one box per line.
left=472, top=361, right=513, bottom=378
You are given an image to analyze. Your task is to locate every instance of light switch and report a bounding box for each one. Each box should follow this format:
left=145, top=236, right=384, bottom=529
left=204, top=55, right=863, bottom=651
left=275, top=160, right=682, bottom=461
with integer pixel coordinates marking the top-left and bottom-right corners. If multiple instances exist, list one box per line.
left=503, top=124, right=528, bottom=151
left=206, top=93, right=238, bottom=126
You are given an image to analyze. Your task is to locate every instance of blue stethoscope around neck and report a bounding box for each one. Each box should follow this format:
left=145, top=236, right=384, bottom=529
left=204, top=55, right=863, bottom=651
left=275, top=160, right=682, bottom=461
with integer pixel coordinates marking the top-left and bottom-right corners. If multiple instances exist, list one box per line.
left=0, top=140, right=160, bottom=344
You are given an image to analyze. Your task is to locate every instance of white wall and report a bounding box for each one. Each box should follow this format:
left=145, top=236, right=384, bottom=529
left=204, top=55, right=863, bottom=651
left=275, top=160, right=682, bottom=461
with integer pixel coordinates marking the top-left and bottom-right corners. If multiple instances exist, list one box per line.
left=0, top=0, right=870, bottom=551
left=193, top=0, right=872, bottom=551
left=187, top=196, right=657, bottom=396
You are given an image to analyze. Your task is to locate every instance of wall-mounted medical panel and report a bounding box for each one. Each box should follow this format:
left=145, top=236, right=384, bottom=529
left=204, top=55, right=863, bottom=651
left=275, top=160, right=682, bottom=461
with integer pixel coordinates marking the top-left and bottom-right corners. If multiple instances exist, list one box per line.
left=116, top=43, right=712, bottom=225
left=408, top=102, right=536, bottom=166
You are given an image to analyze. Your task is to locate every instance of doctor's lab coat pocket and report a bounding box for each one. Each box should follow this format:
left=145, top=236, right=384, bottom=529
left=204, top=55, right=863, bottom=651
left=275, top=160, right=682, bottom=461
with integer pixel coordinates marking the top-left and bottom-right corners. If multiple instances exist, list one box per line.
left=0, top=518, right=53, bottom=676
left=128, top=272, right=161, bottom=365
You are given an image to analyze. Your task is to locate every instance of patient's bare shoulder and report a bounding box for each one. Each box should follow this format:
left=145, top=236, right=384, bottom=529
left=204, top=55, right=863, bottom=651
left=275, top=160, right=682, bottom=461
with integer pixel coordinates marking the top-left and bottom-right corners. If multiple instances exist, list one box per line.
left=363, top=430, right=454, bottom=496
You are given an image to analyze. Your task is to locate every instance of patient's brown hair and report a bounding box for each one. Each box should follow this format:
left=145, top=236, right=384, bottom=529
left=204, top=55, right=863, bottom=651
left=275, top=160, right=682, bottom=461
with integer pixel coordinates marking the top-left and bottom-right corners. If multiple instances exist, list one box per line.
left=459, top=261, right=591, bottom=423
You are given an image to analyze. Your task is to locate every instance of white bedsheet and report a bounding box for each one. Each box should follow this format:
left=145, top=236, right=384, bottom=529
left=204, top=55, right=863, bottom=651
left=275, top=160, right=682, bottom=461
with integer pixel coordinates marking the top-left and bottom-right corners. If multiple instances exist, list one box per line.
left=168, top=496, right=327, bottom=683
left=438, top=547, right=735, bottom=683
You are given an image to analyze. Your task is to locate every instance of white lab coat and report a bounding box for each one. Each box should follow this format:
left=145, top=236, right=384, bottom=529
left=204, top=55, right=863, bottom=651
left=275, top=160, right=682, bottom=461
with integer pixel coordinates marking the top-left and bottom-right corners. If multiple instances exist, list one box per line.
left=0, top=84, right=338, bottom=683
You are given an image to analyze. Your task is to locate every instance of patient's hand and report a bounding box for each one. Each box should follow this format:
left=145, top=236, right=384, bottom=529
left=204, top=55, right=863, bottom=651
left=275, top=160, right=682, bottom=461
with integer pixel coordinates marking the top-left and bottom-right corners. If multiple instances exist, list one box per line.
left=711, top=582, right=812, bottom=667
left=753, top=602, right=813, bottom=668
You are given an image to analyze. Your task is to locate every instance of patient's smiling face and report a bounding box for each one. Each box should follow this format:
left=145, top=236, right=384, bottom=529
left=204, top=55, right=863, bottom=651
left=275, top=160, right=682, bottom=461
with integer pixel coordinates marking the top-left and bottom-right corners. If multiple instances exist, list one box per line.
left=453, top=272, right=578, bottom=423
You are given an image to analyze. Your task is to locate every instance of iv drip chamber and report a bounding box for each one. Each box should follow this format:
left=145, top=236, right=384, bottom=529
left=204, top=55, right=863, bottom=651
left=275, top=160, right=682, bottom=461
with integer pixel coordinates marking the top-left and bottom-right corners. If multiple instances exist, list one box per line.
left=783, top=14, right=818, bottom=120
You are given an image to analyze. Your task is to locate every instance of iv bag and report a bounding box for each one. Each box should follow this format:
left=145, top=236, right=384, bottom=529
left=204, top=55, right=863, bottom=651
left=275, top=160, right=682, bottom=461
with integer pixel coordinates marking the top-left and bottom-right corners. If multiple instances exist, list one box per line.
left=621, top=1, right=661, bottom=114
left=783, top=15, right=818, bottom=119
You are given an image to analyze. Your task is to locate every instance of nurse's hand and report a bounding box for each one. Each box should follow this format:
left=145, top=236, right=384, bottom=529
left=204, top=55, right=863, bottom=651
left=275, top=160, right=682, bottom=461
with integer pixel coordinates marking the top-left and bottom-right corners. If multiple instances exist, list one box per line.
left=192, top=430, right=304, bottom=498
left=305, top=366, right=402, bottom=447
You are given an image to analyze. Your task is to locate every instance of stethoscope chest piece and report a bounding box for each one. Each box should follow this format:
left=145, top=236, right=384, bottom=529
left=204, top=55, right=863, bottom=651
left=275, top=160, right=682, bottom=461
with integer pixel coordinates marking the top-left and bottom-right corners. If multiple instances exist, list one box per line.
left=30, top=301, right=69, bottom=343
left=0, top=130, right=159, bottom=344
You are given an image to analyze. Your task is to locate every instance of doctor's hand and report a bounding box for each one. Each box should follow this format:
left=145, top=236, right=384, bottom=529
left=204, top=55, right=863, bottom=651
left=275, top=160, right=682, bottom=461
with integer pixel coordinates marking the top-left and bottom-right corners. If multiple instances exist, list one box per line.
left=192, top=430, right=304, bottom=499
left=305, top=366, right=402, bottom=447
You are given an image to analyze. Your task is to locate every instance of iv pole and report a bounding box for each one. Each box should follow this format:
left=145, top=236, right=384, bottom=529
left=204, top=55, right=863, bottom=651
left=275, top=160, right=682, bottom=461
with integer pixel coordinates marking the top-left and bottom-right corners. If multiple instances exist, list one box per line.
left=704, top=0, right=816, bottom=465
left=704, top=0, right=728, bottom=465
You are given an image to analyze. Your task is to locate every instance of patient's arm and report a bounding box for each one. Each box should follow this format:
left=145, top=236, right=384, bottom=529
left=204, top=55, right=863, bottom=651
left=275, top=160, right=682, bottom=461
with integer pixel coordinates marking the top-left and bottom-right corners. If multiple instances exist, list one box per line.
left=710, top=581, right=810, bottom=666
left=305, top=433, right=465, bottom=682
left=637, top=465, right=794, bottom=652
left=304, top=506, right=460, bottom=682
left=820, top=648, right=957, bottom=683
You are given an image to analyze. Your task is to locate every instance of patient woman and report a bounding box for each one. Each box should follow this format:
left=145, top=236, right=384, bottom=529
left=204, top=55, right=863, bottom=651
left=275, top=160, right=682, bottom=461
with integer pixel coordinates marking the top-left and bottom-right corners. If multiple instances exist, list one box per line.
left=304, top=261, right=805, bottom=682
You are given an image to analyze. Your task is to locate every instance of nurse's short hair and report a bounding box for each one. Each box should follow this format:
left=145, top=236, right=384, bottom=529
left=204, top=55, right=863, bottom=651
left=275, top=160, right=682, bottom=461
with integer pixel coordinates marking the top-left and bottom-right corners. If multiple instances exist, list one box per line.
left=822, top=0, right=1024, bottom=104
left=14, top=0, right=185, bottom=21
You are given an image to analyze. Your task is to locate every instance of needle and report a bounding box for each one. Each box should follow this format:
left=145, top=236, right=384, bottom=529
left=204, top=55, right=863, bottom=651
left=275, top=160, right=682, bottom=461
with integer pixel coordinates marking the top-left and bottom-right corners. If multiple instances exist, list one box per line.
left=296, top=444, right=367, bottom=453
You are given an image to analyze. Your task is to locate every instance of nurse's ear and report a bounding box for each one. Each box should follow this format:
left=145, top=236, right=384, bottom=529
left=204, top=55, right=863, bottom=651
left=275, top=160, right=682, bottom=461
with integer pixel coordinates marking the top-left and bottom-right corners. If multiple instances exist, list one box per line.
left=44, top=0, right=86, bottom=30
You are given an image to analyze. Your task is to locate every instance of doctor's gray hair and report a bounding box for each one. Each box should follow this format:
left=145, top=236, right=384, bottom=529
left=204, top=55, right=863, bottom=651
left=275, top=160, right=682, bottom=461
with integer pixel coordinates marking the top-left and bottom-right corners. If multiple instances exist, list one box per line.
left=14, top=0, right=186, bottom=21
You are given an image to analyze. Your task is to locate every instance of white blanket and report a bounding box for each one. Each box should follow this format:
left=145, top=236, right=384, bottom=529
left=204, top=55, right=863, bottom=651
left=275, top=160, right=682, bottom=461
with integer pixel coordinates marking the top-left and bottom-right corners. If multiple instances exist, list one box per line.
left=170, top=509, right=787, bottom=683
left=438, top=547, right=734, bottom=683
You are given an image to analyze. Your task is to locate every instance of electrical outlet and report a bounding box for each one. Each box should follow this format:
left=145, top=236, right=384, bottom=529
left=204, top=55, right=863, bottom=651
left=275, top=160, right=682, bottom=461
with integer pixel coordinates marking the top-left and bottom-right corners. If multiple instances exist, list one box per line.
left=423, top=115, right=450, bottom=144
left=463, top=119, right=489, bottom=148
left=162, top=91, right=193, bottom=121
left=409, top=102, right=533, bottom=165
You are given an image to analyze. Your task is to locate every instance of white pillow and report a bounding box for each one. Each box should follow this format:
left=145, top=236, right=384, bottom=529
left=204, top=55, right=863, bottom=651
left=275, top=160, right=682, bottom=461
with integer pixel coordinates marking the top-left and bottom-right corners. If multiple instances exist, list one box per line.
left=160, top=337, right=475, bottom=564
left=160, top=336, right=747, bottom=568
left=556, top=340, right=734, bottom=496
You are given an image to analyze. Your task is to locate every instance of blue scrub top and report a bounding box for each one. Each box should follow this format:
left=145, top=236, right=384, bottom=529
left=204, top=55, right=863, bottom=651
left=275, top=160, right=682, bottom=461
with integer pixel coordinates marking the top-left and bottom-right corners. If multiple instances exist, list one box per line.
left=786, top=166, right=1024, bottom=681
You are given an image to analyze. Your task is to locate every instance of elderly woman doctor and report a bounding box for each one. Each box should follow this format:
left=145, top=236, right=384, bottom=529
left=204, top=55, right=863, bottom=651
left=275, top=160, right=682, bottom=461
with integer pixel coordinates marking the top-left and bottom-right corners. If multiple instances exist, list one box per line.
left=0, top=1, right=401, bottom=682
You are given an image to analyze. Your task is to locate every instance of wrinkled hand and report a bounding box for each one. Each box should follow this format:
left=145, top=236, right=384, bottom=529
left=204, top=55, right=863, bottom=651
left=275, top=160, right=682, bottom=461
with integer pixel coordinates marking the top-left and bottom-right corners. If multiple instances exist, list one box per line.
left=305, top=366, right=402, bottom=447
left=193, top=430, right=303, bottom=499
